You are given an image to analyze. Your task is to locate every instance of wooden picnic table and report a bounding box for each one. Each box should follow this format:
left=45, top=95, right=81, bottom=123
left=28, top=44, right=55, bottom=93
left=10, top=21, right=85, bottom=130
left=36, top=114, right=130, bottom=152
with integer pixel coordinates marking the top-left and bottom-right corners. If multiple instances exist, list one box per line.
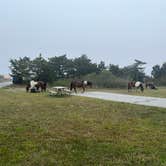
left=49, top=86, right=71, bottom=96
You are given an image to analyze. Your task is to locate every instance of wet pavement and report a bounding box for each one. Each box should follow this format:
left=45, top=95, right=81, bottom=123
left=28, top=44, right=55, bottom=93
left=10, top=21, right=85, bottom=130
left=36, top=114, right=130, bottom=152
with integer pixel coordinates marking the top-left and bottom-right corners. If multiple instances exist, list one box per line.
left=0, top=82, right=12, bottom=88
left=75, top=91, right=166, bottom=108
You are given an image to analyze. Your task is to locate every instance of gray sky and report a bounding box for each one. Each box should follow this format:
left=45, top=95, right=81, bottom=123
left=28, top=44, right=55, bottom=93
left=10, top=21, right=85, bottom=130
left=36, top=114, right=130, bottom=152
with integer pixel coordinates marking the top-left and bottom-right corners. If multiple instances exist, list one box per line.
left=0, top=0, right=165, bottom=75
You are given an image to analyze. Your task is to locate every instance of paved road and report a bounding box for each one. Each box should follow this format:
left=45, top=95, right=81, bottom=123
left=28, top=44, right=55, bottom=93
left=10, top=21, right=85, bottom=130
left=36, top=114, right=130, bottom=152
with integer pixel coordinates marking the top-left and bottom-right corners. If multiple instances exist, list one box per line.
left=75, top=91, right=166, bottom=108
left=0, top=82, right=12, bottom=88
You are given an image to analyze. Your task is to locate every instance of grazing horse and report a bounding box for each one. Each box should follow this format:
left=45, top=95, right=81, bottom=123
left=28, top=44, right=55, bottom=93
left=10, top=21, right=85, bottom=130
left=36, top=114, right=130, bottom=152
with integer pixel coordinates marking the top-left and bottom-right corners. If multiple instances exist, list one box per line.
left=135, top=81, right=144, bottom=92
left=35, top=81, right=47, bottom=92
left=70, top=80, right=92, bottom=93
left=145, top=83, right=157, bottom=90
left=26, top=80, right=47, bottom=92
left=128, top=81, right=144, bottom=92
left=128, top=81, right=135, bottom=92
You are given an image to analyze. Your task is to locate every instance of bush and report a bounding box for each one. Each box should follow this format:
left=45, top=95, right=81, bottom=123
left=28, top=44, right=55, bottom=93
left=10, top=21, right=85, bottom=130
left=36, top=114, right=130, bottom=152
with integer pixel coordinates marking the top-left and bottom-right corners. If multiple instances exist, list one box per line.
left=83, top=71, right=128, bottom=88
left=50, top=71, right=128, bottom=89
left=154, top=77, right=166, bottom=86
left=51, top=79, right=72, bottom=88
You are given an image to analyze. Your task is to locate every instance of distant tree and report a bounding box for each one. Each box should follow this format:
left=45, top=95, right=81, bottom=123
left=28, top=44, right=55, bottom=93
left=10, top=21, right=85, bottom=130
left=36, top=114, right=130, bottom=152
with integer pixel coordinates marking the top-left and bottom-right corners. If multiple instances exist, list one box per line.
left=98, top=61, right=106, bottom=73
left=74, top=55, right=98, bottom=77
left=151, top=65, right=161, bottom=79
left=63, top=59, right=76, bottom=78
left=31, top=54, right=52, bottom=82
left=109, top=64, right=122, bottom=77
left=151, top=62, right=166, bottom=85
left=48, top=55, right=74, bottom=80
left=160, top=63, right=166, bottom=76
left=10, top=57, right=32, bottom=84
left=122, top=59, right=146, bottom=81
left=109, top=60, right=146, bottom=81
left=10, top=53, right=149, bottom=85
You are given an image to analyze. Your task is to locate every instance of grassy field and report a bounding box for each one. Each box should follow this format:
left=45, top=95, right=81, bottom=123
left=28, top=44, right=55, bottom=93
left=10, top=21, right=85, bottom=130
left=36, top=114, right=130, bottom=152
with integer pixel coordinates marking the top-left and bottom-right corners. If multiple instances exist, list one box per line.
left=0, top=88, right=166, bottom=165
left=91, top=87, right=166, bottom=98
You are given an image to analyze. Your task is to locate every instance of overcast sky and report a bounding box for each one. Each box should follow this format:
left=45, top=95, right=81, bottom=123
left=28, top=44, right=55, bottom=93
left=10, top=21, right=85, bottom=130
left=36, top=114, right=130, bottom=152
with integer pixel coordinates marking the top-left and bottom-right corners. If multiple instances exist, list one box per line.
left=0, top=0, right=165, bottom=75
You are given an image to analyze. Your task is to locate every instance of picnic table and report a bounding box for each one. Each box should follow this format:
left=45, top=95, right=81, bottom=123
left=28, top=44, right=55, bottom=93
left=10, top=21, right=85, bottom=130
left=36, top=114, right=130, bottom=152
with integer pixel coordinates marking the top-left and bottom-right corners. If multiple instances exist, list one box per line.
left=49, top=86, right=71, bottom=96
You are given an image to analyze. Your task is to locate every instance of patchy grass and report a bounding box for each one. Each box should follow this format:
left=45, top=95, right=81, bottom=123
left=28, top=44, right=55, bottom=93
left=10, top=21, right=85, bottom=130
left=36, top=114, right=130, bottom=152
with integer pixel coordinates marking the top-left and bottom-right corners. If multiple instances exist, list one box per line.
left=91, top=87, right=166, bottom=98
left=0, top=88, right=166, bottom=165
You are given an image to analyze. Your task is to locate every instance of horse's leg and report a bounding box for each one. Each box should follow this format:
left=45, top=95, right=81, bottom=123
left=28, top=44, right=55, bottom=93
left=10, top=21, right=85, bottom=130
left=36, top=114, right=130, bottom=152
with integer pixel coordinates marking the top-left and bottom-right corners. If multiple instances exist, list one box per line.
left=128, top=85, right=130, bottom=92
left=82, top=86, right=85, bottom=93
left=44, top=85, right=47, bottom=92
left=70, top=83, right=73, bottom=91
left=26, top=84, right=30, bottom=92
left=74, top=87, right=77, bottom=93
left=135, top=86, right=137, bottom=92
left=41, top=85, right=45, bottom=92
left=26, top=86, right=29, bottom=92
left=141, top=85, right=144, bottom=92
left=129, top=88, right=131, bottom=92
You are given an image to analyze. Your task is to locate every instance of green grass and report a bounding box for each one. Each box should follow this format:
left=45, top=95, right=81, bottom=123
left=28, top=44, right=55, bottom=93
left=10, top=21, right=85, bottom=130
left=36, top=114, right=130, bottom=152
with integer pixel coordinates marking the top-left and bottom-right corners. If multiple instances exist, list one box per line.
left=0, top=88, right=166, bottom=165
left=91, top=87, right=166, bottom=98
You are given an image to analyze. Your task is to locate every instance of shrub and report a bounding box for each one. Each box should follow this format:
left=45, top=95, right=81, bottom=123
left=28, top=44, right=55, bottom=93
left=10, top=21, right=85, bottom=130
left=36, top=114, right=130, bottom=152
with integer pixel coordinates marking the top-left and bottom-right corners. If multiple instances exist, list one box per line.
left=83, top=71, right=128, bottom=88
left=51, top=79, right=72, bottom=88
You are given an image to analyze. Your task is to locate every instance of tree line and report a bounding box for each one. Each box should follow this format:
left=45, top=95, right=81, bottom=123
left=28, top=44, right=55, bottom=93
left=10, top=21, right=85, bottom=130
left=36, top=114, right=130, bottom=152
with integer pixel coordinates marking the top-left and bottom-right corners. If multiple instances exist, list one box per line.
left=10, top=54, right=166, bottom=86
left=10, top=54, right=100, bottom=84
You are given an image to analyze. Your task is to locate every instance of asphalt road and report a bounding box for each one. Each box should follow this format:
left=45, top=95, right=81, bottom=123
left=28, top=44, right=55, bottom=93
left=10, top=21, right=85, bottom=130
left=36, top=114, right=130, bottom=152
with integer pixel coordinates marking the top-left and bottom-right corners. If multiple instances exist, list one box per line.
left=76, top=91, right=166, bottom=108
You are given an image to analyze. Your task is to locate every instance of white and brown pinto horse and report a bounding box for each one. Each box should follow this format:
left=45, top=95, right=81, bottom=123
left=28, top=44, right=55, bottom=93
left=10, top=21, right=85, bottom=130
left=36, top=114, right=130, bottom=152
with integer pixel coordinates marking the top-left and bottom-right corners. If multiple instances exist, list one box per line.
left=26, top=80, right=47, bottom=92
left=70, top=80, right=92, bottom=93
left=128, top=81, right=144, bottom=92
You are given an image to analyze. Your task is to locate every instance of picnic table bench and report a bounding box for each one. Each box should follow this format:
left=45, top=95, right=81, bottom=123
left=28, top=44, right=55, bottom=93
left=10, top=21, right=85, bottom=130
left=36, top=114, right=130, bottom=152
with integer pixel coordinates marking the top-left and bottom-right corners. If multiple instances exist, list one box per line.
left=49, top=86, right=71, bottom=96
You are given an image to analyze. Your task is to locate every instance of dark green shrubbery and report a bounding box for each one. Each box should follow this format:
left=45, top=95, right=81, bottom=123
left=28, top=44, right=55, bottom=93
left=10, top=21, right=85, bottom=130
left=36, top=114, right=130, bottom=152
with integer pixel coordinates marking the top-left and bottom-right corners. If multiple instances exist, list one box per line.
left=83, top=71, right=128, bottom=89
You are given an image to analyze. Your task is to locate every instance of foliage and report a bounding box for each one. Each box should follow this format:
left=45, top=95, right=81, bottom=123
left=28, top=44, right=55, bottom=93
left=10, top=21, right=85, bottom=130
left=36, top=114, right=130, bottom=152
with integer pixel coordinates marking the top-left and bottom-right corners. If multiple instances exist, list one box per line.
left=10, top=57, right=32, bottom=84
left=97, top=61, right=106, bottom=73
left=51, top=78, right=72, bottom=87
left=31, top=54, right=53, bottom=82
left=83, top=71, right=128, bottom=88
left=109, top=60, right=146, bottom=82
left=152, top=62, right=166, bottom=85
left=109, top=64, right=123, bottom=77
left=10, top=54, right=99, bottom=84
left=48, top=55, right=75, bottom=80
left=9, top=54, right=149, bottom=87
left=73, top=55, right=98, bottom=77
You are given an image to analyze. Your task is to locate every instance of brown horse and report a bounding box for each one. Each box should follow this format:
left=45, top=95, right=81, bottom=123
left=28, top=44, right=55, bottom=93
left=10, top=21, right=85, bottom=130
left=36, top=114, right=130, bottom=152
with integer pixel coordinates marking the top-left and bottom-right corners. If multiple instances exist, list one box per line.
left=26, top=81, right=47, bottom=92
left=70, top=80, right=92, bottom=93
left=128, top=81, right=135, bottom=92
left=36, top=81, right=47, bottom=92
left=145, top=83, right=157, bottom=90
